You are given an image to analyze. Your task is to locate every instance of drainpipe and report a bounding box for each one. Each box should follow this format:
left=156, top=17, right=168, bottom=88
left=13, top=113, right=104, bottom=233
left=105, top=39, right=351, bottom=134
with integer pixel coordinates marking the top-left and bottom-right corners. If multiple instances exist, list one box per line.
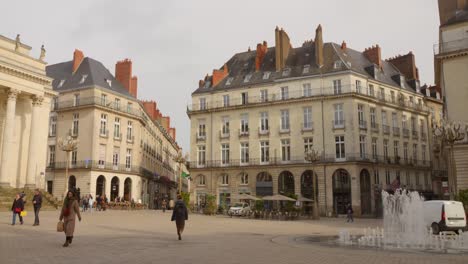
left=319, top=66, right=328, bottom=215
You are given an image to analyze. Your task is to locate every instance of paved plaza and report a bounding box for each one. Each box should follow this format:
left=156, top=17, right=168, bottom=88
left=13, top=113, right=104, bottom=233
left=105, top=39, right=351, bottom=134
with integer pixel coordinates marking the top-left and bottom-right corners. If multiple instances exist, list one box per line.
left=0, top=210, right=466, bottom=264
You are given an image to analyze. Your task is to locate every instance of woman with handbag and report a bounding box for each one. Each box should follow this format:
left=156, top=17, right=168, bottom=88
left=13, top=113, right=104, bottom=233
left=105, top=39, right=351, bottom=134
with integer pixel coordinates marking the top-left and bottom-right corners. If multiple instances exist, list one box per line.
left=11, top=193, right=24, bottom=225
left=59, top=191, right=82, bottom=247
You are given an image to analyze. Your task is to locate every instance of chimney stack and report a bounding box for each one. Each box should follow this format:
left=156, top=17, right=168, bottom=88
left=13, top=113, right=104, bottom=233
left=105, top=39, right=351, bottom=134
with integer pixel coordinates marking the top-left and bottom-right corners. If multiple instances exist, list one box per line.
left=212, top=64, right=229, bottom=87
left=255, top=41, right=268, bottom=71
left=275, top=27, right=291, bottom=72
left=341, top=41, right=347, bottom=51
left=363, top=45, right=382, bottom=68
left=72, top=49, right=84, bottom=73
left=315, top=25, right=324, bottom=67
left=386, top=52, right=419, bottom=81
left=115, top=59, right=138, bottom=98
left=438, top=0, right=468, bottom=25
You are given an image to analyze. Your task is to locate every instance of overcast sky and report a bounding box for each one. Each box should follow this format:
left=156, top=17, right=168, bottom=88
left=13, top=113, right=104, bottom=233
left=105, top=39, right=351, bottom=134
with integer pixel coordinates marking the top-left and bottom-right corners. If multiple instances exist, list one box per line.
left=1, top=0, right=440, bottom=152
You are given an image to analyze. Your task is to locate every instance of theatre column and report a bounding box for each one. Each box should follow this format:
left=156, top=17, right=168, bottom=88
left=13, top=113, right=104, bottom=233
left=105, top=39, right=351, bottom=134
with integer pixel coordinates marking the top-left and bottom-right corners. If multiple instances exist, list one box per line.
left=25, top=95, right=44, bottom=189
left=0, top=89, right=19, bottom=187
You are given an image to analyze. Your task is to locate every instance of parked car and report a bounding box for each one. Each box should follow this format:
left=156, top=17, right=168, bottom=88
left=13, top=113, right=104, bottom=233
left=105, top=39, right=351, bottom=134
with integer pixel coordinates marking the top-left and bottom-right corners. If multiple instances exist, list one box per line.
left=423, top=200, right=467, bottom=234
left=228, top=203, right=251, bottom=217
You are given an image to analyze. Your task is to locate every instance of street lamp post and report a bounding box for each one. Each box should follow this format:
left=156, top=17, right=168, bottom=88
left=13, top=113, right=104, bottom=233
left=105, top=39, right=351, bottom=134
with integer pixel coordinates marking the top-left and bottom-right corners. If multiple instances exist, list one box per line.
left=57, top=132, right=79, bottom=200
left=174, top=152, right=187, bottom=195
left=432, top=120, right=467, bottom=200
left=305, top=147, right=320, bottom=220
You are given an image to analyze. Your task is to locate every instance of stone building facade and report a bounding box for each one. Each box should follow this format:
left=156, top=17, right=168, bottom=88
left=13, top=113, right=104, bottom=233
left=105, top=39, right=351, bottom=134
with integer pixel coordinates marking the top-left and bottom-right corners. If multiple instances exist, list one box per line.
left=188, top=26, right=440, bottom=216
left=0, top=34, right=56, bottom=189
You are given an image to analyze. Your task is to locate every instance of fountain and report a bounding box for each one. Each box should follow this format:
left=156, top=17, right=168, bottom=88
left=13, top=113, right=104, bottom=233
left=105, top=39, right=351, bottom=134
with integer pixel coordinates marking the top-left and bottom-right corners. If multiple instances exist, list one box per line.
left=337, top=190, right=468, bottom=253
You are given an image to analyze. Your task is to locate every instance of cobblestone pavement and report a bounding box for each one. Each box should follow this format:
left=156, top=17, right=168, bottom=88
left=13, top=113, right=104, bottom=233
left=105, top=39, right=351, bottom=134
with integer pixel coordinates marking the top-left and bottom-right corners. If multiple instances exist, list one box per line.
left=0, top=210, right=466, bottom=264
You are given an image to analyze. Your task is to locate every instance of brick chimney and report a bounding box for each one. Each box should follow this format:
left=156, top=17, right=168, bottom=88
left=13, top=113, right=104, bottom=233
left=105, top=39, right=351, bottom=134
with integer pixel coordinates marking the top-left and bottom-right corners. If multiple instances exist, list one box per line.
left=341, top=41, right=347, bottom=51
left=315, top=24, right=324, bottom=67
left=141, top=100, right=157, bottom=120
left=386, top=52, right=419, bottom=81
left=255, top=41, right=268, bottom=71
left=363, top=45, right=382, bottom=68
left=115, top=59, right=138, bottom=98
left=275, top=26, right=291, bottom=71
left=72, top=49, right=84, bottom=73
left=169, top=127, right=176, bottom=141
left=212, top=64, right=228, bottom=87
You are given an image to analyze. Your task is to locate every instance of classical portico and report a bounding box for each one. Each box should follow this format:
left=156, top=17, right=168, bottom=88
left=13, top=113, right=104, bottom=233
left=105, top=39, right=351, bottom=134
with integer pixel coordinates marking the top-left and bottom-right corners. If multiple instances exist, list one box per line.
left=0, top=34, right=55, bottom=189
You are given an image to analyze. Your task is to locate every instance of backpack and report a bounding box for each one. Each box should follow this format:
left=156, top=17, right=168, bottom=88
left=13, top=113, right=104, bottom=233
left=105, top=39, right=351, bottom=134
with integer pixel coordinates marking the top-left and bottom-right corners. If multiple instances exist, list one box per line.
left=175, top=203, right=185, bottom=218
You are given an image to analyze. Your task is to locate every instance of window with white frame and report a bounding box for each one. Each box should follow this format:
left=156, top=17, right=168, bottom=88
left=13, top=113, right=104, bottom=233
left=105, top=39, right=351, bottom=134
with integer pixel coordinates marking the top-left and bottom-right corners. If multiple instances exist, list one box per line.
left=335, top=135, right=345, bottom=159
left=241, top=92, right=248, bottom=105
left=358, top=104, right=365, bottom=127
left=381, top=111, right=388, bottom=126
left=402, top=115, right=408, bottom=129
left=280, top=87, right=289, bottom=100
left=263, top=72, right=271, bottom=80
left=281, top=139, right=291, bottom=161
left=304, top=137, right=313, bottom=153
left=385, top=170, right=391, bottom=185
left=221, top=143, right=230, bottom=164
left=260, top=89, right=268, bottom=102
left=226, top=77, right=234, bottom=85
left=223, top=95, right=230, bottom=107
left=79, top=74, right=88, bottom=84
left=114, top=117, right=121, bottom=138
left=71, top=150, right=77, bottom=166
left=240, top=114, right=249, bottom=134
left=394, top=141, right=399, bottom=158
left=112, top=147, right=119, bottom=167
left=390, top=91, right=395, bottom=103
left=411, top=117, right=417, bottom=132
left=49, top=116, right=57, bottom=136
left=198, top=120, right=206, bottom=138
left=303, top=107, right=312, bottom=129
left=360, top=135, right=366, bottom=158
left=370, top=108, right=376, bottom=128
left=197, top=145, right=206, bottom=166
left=127, top=121, right=133, bottom=141
left=260, top=141, right=269, bottom=163
left=413, top=143, right=418, bottom=161
left=72, top=113, right=79, bottom=136
left=403, top=142, right=409, bottom=162
left=100, top=114, right=107, bottom=135
left=369, top=84, right=375, bottom=97
left=379, top=87, right=385, bottom=100
left=240, top=142, right=249, bottom=164
left=48, top=145, right=55, bottom=166
left=392, top=112, right=398, bottom=129
left=302, top=65, right=310, bottom=74
left=260, top=112, right=269, bottom=132
left=98, top=144, right=106, bottom=166
left=221, top=174, right=229, bottom=185
left=199, top=98, right=206, bottom=110
left=333, top=79, right=342, bottom=94
left=125, top=149, right=132, bottom=169
left=240, top=172, right=249, bottom=185
left=198, top=175, right=206, bottom=185
left=374, top=169, right=380, bottom=184
left=372, top=138, right=378, bottom=159
left=280, top=110, right=290, bottom=131
left=356, top=80, right=362, bottom=93
left=303, top=83, right=312, bottom=97
left=101, top=94, right=107, bottom=106
left=244, top=74, right=252, bottom=83
left=73, top=94, right=80, bottom=107
left=383, top=139, right=389, bottom=160
left=127, top=102, right=132, bottom=113
left=222, top=117, right=230, bottom=135
left=334, top=104, right=344, bottom=127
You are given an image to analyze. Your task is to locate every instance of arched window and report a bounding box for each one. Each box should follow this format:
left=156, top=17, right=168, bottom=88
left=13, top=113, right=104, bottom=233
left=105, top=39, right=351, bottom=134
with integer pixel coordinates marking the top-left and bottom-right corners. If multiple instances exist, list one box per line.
left=240, top=172, right=248, bottom=185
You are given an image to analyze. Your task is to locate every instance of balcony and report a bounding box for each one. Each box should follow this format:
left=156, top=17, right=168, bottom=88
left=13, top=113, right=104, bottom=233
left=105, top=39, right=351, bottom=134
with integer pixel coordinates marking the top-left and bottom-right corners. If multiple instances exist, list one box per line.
left=371, top=122, right=379, bottom=133
left=99, top=129, right=109, bottom=138
left=402, top=128, right=410, bottom=138
left=392, top=127, right=400, bottom=137
left=412, top=130, right=419, bottom=140
left=196, top=133, right=206, bottom=142
left=358, top=120, right=367, bottom=130
left=258, top=127, right=269, bottom=136
left=434, top=37, right=468, bottom=55
left=239, top=129, right=249, bottom=138
left=279, top=127, right=290, bottom=134
left=332, top=119, right=345, bottom=129
left=382, top=125, right=390, bottom=135
left=113, top=132, right=122, bottom=141
left=301, top=122, right=314, bottom=132
left=219, top=130, right=230, bottom=140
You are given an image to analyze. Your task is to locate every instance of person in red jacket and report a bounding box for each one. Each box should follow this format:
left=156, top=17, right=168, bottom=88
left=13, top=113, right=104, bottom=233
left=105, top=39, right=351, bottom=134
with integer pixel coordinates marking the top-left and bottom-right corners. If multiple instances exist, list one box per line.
left=11, top=193, right=24, bottom=225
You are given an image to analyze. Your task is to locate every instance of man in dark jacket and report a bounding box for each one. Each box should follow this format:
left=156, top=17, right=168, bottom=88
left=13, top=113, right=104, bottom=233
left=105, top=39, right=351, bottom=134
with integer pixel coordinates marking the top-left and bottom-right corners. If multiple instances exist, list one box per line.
left=171, top=195, right=188, bottom=240
left=32, top=189, right=42, bottom=226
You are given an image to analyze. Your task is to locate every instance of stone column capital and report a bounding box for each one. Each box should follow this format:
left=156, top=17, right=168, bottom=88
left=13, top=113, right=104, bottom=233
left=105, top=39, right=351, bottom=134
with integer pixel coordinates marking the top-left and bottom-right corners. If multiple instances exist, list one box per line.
left=7, top=89, right=20, bottom=100
left=31, top=95, right=44, bottom=106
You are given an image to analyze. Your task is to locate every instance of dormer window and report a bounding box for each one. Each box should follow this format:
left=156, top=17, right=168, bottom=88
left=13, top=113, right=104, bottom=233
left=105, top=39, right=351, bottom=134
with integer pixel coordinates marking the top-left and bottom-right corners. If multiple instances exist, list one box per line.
left=262, top=72, right=271, bottom=80
left=244, top=74, right=252, bottom=83
left=282, top=68, right=291, bottom=77
left=106, top=79, right=112, bottom=87
left=302, top=65, right=310, bottom=74
left=79, top=74, right=88, bottom=84
left=400, top=76, right=405, bottom=89
left=334, top=61, right=342, bottom=69
left=58, top=79, right=65, bottom=88
left=225, top=77, right=234, bottom=86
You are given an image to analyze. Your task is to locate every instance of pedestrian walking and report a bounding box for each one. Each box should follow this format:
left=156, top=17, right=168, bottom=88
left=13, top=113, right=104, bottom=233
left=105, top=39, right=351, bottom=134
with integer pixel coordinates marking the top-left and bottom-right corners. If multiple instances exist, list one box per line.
left=346, top=203, right=354, bottom=223
left=162, top=199, right=167, bottom=213
left=59, top=191, right=82, bottom=247
left=11, top=194, right=24, bottom=225
left=32, top=189, right=42, bottom=226
left=88, top=195, right=94, bottom=213
left=171, top=195, right=188, bottom=240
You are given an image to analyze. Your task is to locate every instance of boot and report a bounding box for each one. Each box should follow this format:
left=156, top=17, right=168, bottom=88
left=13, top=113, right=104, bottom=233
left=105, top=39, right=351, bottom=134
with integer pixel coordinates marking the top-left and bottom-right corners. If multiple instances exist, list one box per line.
left=69, top=236, right=73, bottom=244
left=63, top=237, right=70, bottom=247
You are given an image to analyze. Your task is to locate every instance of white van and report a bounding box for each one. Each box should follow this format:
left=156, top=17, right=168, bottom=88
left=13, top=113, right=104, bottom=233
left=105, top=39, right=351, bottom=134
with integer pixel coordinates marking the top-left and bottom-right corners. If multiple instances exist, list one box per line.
left=423, top=200, right=467, bottom=234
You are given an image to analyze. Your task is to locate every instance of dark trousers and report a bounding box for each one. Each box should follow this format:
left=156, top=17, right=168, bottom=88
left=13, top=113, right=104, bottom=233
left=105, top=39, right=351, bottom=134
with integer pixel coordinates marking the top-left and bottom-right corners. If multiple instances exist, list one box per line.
left=34, top=207, right=41, bottom=224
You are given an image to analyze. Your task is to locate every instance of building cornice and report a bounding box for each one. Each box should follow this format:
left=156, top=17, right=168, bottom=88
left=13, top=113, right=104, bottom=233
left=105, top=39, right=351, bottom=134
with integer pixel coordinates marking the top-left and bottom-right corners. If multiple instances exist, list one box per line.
left=0, top=61, right=52, bottom=85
